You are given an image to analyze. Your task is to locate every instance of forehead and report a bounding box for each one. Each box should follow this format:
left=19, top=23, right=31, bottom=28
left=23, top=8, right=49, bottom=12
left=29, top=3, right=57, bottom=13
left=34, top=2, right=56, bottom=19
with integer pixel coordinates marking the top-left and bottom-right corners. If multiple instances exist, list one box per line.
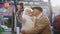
left=33, top=9, right=39, bottom=11
left=4, top=3, right=9, bottom=5
left=25, top=9, right=31, bottom=12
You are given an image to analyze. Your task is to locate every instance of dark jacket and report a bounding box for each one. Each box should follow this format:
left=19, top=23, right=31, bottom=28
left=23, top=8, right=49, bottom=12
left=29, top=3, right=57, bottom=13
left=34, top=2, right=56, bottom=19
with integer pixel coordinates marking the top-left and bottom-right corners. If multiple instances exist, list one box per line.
left=53, top=15, right=60, bottom=30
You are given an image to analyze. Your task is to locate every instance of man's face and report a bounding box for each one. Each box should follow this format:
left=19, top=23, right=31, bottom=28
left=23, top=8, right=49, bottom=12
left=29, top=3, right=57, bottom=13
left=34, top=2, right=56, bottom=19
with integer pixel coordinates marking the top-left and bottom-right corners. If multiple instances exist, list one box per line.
left=33, top=9, right=40, bottom=16
left=4, top=3, right=9, bottom=9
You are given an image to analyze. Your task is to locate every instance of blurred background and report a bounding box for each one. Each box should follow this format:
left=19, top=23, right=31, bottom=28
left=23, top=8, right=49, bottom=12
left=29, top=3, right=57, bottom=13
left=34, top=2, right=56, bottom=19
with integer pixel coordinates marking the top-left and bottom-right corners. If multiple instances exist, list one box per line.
left=0, top=0, right=60, bottom=34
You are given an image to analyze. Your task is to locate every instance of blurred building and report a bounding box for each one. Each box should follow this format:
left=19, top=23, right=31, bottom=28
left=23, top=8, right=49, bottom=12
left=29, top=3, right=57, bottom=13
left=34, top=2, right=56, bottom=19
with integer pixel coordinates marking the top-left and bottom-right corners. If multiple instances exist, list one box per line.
left=0, top=0, right=52, bottom=22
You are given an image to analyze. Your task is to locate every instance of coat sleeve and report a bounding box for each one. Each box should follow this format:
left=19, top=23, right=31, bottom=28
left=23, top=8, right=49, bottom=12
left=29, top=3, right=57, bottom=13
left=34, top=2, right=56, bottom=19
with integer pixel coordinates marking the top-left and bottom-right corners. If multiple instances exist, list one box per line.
left=16, top=11, right=22, bottom=23
left=25, top=17, right=50, bottom=34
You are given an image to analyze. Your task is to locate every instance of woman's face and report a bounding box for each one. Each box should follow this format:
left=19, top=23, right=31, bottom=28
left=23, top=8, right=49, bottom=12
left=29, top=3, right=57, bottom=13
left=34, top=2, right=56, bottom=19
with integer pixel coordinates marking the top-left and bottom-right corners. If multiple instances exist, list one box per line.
left=25, top=9, right=33, bottom=16
left=25, top=9, right=31, bottom=14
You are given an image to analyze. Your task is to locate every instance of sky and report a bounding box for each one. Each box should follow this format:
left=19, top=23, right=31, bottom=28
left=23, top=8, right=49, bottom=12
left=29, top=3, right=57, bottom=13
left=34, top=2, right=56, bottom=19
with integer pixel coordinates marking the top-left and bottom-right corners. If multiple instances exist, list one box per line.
left=51, top=0, right=60, bottom=7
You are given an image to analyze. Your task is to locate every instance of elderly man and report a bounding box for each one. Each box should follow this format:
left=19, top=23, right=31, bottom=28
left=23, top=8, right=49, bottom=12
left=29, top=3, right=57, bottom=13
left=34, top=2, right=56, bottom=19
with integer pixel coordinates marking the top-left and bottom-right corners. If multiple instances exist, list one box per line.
left=21, top=7, right=52, bottom=34
left=0, top=2, right=12, bottom=14
left=0, top=2, right=12, bottom=25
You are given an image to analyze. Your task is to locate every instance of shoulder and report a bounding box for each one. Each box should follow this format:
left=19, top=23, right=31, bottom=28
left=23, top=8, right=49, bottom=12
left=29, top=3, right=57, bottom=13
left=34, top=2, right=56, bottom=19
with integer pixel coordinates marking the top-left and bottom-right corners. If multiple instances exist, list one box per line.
left=0, top=8, right=4, bottom=10
left=8, top=7, right=12, bottom=11
left=0, top=8, right=4, bottom=12
left=39, top=15, right=49, bottom=22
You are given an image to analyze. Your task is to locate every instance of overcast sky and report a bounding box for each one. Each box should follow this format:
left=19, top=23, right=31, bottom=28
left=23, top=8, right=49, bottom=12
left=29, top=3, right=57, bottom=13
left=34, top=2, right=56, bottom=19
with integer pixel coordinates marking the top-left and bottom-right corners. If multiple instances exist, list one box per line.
left=51, top=0, right=60, bottom=7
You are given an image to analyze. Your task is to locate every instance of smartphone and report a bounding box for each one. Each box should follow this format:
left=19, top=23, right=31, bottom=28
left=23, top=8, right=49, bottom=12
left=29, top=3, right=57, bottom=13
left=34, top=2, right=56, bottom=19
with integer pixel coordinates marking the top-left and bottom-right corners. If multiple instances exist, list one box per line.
left=18, top=3, right=24, bottom=16
left=20, top=3, right=24, bottom=12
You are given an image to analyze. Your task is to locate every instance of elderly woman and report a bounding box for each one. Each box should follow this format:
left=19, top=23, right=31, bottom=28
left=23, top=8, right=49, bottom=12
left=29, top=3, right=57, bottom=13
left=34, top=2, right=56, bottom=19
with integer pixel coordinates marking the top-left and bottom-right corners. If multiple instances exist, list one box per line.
left=22, top=8, right=34, bottom=31
left=21, top=8, right=35, bottom=33
left=17, top=8, right=36, bottom=34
